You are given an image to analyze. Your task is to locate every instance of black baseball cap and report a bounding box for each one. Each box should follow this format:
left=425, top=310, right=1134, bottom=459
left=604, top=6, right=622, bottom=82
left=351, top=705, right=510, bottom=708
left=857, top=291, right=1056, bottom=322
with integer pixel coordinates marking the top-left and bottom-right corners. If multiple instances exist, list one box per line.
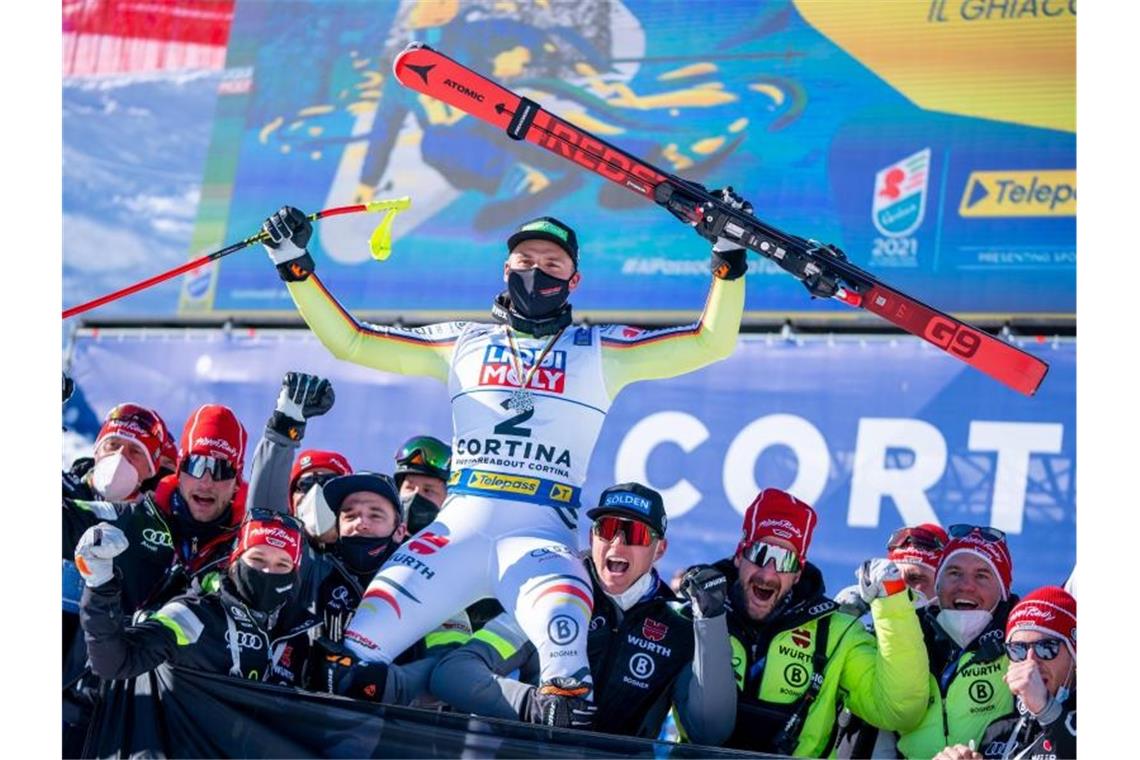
left=586, top=482, right=668, bottom=537
left=506, top=216, right=579, bottom=266
left=322, top=472, right=403, bottom=521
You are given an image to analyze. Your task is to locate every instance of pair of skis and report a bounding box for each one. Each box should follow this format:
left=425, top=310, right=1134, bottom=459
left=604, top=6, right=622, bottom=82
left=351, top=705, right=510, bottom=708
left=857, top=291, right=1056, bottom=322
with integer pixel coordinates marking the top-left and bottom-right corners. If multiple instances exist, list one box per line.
left=392, top=43, right=1049, bottom=397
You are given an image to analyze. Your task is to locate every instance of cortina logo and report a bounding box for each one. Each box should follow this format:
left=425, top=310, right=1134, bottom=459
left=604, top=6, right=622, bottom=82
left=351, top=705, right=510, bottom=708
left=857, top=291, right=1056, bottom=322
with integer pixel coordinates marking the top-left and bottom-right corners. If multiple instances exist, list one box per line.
left=872, top=148, right=931, bottom=237
left=443, top=78, right=484, bottom=102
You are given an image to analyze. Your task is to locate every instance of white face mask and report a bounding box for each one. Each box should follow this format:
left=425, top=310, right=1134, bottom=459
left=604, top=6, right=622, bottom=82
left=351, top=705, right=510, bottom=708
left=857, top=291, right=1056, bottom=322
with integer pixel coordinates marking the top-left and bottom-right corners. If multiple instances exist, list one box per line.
left=92, top=452, right=141, bottom=501
left=936, top=608, right=993, bottom=649
left=296, top=485, right=337, bottom=539
left=604, top=568, right=655, bottom=611
left=911, top=588, right=932, bottom=610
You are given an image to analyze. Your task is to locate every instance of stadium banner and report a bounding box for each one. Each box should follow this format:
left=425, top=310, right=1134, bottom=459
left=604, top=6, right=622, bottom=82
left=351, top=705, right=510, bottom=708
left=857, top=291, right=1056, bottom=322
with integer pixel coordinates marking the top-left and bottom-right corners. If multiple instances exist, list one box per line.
left=85, top=665, right=755, bottom=758
left=177, top=0, right=1074, bottom=321
left=66, top=331, right=1075, bottom=594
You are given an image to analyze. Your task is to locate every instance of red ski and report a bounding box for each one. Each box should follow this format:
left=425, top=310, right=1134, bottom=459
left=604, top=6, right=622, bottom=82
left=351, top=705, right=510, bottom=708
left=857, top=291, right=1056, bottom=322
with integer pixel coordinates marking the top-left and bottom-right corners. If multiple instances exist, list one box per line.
left=393, top=43, right=1049, bottom=397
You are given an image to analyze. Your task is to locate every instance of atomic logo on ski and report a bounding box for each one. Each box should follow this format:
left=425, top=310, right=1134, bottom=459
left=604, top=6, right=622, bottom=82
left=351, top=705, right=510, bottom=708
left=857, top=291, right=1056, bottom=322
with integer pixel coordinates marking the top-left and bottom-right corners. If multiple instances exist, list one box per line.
left=406, top=63, right=434, bottom=85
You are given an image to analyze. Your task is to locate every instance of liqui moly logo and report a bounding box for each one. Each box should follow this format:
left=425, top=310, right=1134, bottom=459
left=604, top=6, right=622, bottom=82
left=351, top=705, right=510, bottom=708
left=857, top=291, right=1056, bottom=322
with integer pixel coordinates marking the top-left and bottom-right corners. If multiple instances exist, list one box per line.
left=479, top=345, right=567, bottom=393
left=873, top=148, right=931, bottom=237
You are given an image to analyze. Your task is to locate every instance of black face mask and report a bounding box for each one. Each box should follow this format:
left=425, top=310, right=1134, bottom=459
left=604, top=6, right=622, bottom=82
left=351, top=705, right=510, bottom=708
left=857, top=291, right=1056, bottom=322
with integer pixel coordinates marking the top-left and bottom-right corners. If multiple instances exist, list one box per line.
left=230, top=561, right=298, bottom=614
left=401, top=493, right=440, bottom=536
left=336, top=534, right=398, bottom=577
left=507, top=267, right=571, bottom=319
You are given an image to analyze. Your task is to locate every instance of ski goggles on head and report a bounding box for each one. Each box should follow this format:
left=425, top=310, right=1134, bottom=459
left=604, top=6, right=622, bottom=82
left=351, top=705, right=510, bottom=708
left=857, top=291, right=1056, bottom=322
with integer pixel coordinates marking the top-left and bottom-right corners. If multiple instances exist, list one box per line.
left=887, top=526, right=945, bottom=553
left=180, top=454, right=238, bottom=481
left=1005, top=637, right=1063, bottom=662
left=293, top=470, right=340, bottom=494
left=591, top=516, right=658, bottom=547
left=741, top=541, right=802, bottom=574
left=395, top=436, right=451, bottom=472
left=947, top=524, right=1006, bottom=543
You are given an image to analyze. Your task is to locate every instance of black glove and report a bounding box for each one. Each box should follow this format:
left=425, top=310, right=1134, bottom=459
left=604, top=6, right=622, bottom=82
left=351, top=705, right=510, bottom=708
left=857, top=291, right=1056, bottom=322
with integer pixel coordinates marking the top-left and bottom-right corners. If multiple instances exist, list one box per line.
left=680, top=564, right=727, bottom=618
left=709, top=187, right=751, bottom=281
left=63, top=373, right=75, bottom=404
left=262, top=206, right=316, bottom=282
left=312, top=637, right=389, bottom=701
left=267, top=372, right=335, bottom=441
left=523, top=678, right=596, bottom=729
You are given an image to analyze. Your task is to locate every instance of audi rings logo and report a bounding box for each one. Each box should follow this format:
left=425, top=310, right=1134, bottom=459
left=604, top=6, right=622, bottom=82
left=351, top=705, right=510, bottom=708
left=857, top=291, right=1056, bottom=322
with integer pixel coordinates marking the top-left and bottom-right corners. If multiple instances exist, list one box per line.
left=224, top=630, right=264, bottom=650
left=141, top=528, right=173, bottom=548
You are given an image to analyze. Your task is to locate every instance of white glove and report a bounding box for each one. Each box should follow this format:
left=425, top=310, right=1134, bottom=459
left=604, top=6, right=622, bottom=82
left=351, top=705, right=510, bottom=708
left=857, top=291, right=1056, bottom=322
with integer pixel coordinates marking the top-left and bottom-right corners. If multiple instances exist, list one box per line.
left=855, top=558, right=907, bottom=603
left=74, top=523, right=129, bottom=588
left=834, top=584, right=870, bottom=617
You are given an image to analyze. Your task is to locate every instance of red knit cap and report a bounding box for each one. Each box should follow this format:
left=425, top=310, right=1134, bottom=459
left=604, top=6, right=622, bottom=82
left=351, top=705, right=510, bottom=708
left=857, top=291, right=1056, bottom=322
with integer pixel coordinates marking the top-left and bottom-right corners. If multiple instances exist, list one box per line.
left=231, top=512, right=304, bottom=568
left=96, top=403, right=168, bottom=478
left=936, top=529, right=1014, bottom=600
left=179, top=404, right=248, bottom=477
left=1006, top=585, right=1076, bottom=656
left=289, top=449, right=353, bottom=493
left=888, top=523, right=949, bottom=573
left=736, top=489, right=818, bottom=562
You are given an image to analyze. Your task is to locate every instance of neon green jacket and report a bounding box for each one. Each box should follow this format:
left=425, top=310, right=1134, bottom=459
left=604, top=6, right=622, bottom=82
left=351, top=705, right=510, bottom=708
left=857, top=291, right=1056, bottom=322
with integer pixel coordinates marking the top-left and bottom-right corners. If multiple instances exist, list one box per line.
left=721, top=561, right=929, bottom=757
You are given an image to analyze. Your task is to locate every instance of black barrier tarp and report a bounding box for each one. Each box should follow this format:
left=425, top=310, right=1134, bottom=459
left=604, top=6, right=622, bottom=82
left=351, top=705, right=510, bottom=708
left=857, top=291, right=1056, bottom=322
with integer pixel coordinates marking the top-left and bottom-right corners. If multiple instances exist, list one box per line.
left=82, top=666, right=774, bottom=758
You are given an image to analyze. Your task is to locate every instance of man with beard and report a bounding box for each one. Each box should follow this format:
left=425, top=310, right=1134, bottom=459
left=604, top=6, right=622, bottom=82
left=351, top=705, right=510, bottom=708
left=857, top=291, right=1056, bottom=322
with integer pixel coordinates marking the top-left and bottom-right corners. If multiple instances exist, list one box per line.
left=430, top=483, right=736, bottom=743
left=308, top=472, right=471, bottom=704
left=263, top=199, right=747, bottom=719
left=704, top=489, right=929, bottom=756
left=896, top=526, right=1018, bottom=758
left=77, top=509, right=319, bottom=686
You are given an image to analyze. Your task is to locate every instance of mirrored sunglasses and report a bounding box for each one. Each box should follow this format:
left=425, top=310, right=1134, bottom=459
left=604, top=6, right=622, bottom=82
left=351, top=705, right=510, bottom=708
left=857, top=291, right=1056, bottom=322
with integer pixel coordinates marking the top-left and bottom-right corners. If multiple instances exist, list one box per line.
left=742, top=541, right=802, bottom=573
left=180, top=454, right=238, bottom=481
left=1005, top=638, right=1063, bottom=662
left=592, top=516, right=657, bottom=547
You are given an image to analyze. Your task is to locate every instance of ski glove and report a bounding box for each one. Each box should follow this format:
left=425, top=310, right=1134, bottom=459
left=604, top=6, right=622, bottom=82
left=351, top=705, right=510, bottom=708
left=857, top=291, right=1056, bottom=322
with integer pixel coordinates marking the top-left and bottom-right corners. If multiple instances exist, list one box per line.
left=268, top=372, right=335, bottom=441
left=262, top=206, right=316, bottom=282
left=524, top=678, right=596, bottom=729
left=680, top=564, right=728, bottom=619
left=313, top=637, right=389, bottom=701
left=74, top=523, right=129, bottom=588
left=710, top=186, right=751, bottom=280
left=855, top=558, right=908, bottom=603
left=834, top=584, right=870, bottom=618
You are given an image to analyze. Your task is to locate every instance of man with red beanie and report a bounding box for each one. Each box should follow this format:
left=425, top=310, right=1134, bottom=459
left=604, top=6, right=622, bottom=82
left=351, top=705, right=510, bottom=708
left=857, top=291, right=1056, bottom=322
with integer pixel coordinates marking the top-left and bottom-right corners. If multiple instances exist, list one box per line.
left=934, top=586, right=1076, bottom=760
left=288, top=450, right=353, bottom=545
left=896, top=525, right=1019, bottom=758
left=78, top=509, right=319, bottom=686
left=64, top=403, right=250, bottom=616
left=692, top=488, right=928, bottom=756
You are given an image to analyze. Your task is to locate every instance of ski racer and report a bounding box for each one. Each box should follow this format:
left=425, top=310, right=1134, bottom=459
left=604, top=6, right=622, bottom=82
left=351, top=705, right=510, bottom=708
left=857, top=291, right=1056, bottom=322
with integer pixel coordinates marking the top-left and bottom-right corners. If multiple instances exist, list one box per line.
left=697, top=488, right=929, bottom=756
left=261, top=198, right=748, bottom=716
left=429, top=482, right=735, bottom=741
left=934, top=586, right=1076, bottom=760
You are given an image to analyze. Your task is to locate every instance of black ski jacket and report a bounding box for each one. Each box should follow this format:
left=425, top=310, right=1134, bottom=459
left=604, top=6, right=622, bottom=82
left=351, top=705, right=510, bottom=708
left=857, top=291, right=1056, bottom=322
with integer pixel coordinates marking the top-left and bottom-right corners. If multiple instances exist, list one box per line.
left=976, top=691, right=1076, bottom=760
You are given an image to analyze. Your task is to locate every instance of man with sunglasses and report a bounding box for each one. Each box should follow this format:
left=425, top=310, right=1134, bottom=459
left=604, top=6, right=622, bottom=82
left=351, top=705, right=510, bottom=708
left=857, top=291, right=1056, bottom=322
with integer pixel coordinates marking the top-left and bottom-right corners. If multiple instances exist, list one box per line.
left=261, top=198, right=748, bottom=718
left=64, top=403, right=250, bottom=618
left=934, top=586, right=1076, bottom=760
left=896, top=525, right=1019, bottom=758
left=430, top=483, right=735, bottom=743
left=701, top=489, right=929, bottom=756
left=288, top=450, right=354, bottom=546
left=77, top=509, right=320, bottom=686
left=393, top=435, right=451, bottom=536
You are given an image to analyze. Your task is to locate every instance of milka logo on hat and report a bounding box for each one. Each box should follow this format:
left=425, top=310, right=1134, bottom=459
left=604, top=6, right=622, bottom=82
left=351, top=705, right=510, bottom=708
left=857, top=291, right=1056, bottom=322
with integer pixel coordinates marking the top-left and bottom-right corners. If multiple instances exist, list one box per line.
left=194, top=436, right=239, bottom=458
left=603, top=492, right=652, bottom=514
left=520, top=219, right=569, bottom=244
left=758, top=517, right=803, bottom=538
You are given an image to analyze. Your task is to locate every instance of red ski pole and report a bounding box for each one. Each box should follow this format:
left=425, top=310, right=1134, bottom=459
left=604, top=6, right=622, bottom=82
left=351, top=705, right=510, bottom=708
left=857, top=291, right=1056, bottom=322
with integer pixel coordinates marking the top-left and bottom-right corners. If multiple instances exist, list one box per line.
left=62, top=198, right=410, bottom=319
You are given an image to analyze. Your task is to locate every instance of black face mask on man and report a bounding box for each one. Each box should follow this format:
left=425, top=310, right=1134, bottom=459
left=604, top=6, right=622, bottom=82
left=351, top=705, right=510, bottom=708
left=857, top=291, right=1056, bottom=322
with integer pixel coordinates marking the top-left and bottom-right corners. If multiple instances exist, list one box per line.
left=507, top=267, right=571, bottom=318
left=231, top=561, right=298, bottom=614
left=401, top=492, right=441, bottom=536
left=336, top=534, right=398, bottom=576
